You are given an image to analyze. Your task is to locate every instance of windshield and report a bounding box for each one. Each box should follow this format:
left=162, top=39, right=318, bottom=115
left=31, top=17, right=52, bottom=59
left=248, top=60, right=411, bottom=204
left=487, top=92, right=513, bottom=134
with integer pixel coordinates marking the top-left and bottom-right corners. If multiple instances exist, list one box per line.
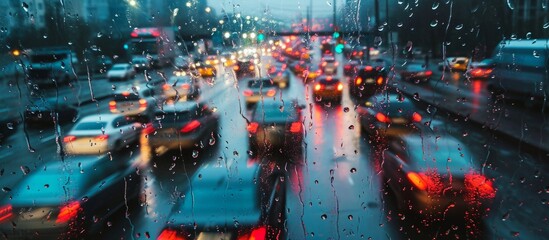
left=1, top=1, right=548, bottom=240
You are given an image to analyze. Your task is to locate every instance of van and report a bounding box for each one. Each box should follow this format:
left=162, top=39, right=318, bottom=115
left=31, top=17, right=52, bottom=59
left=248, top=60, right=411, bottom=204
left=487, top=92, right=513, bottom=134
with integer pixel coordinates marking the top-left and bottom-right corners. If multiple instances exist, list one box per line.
left=489, top=39, right=549, bottom=105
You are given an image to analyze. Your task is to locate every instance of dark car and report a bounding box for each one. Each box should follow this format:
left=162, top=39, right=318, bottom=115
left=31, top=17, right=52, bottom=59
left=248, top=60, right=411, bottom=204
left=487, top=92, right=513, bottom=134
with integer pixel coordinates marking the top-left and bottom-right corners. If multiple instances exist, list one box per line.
left=142, top=101, right=219, bottom=155
left=268, top=69, right=291, bottom=88
left=313, top=76, right=344, bottom=103
left=163, top=76, right=201, bottom=101
left=343, top=60, right=361, bottom=77
left=400, top=63, right=433, bottom=83
left=248, top=99, right=304, bottom=158
left=356, top=93, right=423, bottom=138
left=233, top=58, right=258, bottom=79
left=157, top=161, right=286, bottom=240
left=242, top=78, right=279, bottom=108
left=24, top=98, right=78, bottom=127
left=0, top=156, right=142, bottom=238
left=466, top=59, right=495, bottom=80
left=290, top=60, right=308, bottom=75
left=349, top=63, right=388, bottom=99
left=382, top=134, right=496, bottom=217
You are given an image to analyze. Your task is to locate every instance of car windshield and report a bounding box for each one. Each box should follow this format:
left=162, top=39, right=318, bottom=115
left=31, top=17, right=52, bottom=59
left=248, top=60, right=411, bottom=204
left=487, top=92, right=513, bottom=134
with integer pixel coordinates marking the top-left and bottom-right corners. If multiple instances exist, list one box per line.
left=2, top=1, right=548, bottom=239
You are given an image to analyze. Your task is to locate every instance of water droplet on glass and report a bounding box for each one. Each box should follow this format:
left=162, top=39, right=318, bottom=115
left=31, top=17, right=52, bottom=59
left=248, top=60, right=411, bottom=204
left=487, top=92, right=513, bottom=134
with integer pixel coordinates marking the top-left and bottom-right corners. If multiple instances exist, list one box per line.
left=6, top=123, right=13, bottom=129
left=374, top=36, right=383, bottom=46
left=107, top=221, right=112, bottom=227
left=22, top=2, right=29, bottom=12
left=321, top=214, right=327, bottom=220
left=97, top=32, right=103, bottom=38
left=44, top=184, right=49, bottom=188
left=68, top=41, right=73, bottom=45
left=343, top=107, right=349, bottom=112
left=192, top=150, right=199, bottom=158
left=502, top=212, right=510, bottom=221
left=279, top=105, right=284, bottom=112
left=81, top=196, right=89, bottom=202
left=348, top=125, right=354, bottom=130
left=526, top=32, right=532, bottom=39
left=350, top=168, right=357, bottom=173
left=510, top=34, right=517, bottom=40
left=430, top=20, right=438, bottom=27
left=348, top=215, right=353, bottom=220
left=455, top=24, right=464, bottom=30
left=397, top=22, right=403, bottom=28
left=20, top=166, right=30, bottom=175
left=326, top=1, right=332, bottom=6
left=377, top=25, right=384, bottom=32
left=397, top=0, right=404, bottom=4
left=506, top=0, right=515, bottom=10
left=533, top=51, right=540, bottom=58
left=432, top=2, right=440, bottom=9
left=413, top=93, right=420, bottom=101
left=544, top=22, right=549, bottom=29
left=233, top=150, right=239, bottom=156
left=43, top=35, right=48, bottom=39
left=2, top=187, right=11, bottom=192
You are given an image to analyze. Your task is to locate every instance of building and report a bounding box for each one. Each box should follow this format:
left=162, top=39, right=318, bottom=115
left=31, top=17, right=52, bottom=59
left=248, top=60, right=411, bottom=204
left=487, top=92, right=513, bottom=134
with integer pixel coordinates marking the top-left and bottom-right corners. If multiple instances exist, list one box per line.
left=7, top=0, right=46, bottom=29
left=510, top=0, right=549, bottom=38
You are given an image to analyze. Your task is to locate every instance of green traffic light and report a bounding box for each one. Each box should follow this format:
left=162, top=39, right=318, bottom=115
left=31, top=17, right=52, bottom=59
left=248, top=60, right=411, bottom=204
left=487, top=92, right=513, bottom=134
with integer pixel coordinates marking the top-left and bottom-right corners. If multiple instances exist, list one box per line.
left=333, top=32, right=340, bottom=38
left=335, top=44, right=344, bottom=53
left=257, top=33, right=265, bottom=41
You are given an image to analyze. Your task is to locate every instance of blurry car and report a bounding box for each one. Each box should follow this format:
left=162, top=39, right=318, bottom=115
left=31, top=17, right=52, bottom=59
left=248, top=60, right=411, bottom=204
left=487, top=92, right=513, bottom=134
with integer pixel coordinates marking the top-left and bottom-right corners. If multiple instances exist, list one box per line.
left=204, top=55, right=220, bottom=65
left=343, top=60, right=361, bottom=77
left=132, top=56, right=151, bottom=72
left=157, top=161, right=285, bottom=240
left=313, top=76, right=344, bottom=103
left=400, top=63, right=433, bottom=83
left=107, top=63, right=136, bottom=81
left=320, top=56, right=338, bottom=75
left=301, top=65, right=322, bottom=83
left=438, top=57, right=469, bottom=71
left=382, top=134, right=496, bottom=216
left=268, top=69, right=291, bottom=88
left=24, top=97, right=78, bottom=127
left=349, top=64, right=387, bottom=98
left=466, top=59, right=495, bottom=80
left=194, top=61, right=217, bottom=78
left=248, top=99, right=304, bottom=157
left=357, top=93, right=423, bottom=138
left=220, top=51, right=236, bottom=67
left=142, top=101, right=219, bottom=152
left=163, top=76, right=200, bottom=101
left=109, top=87, right=162, bottom=120
left=349, top=46, right=367, bottom=60
left=63, top=114, right=142, bottom=155
left=242, top=78, right=279, bottom=107
left=0, top=157, right=142, bottom=238
left=290, top=60, right=308, bottom=75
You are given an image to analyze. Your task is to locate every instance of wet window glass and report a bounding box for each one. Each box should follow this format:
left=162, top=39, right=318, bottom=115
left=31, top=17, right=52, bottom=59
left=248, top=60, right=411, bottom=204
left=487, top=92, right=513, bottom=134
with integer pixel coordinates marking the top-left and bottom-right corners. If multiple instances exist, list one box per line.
left=0, top=0, right=548, bottom=239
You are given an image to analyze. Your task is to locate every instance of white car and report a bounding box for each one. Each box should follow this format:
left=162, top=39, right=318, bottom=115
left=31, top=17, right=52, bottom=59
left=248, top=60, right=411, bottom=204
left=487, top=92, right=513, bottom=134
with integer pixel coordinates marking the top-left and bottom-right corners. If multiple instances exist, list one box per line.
left=163, top=76, right=200, bottom=100
left=63, top=114, right=142, bottom=155
left=107, top=63, right=136, bottom=81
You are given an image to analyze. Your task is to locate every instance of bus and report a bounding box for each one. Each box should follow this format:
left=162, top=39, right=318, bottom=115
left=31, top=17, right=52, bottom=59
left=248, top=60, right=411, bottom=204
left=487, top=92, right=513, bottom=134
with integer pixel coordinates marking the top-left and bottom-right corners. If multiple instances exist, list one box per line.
left=128, top=27, right=179, bottom=68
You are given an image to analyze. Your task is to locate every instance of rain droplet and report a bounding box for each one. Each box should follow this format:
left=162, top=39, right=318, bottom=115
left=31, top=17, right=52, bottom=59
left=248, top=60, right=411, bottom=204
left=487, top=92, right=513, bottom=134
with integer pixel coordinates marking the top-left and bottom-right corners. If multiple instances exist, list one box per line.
left=510, top=34, right=517, bottom=40
left=6, top=123, right=14, bottom=129
left=233, top=150, right=239, bottom=156
left=321, top=214, right=327, bottom=220
left=348, top=125, right=354, bottom=130
left=350, top=168, right=357, bottom=173
left=397, top=0, right=404, bottom=4
left=107, top=221, right=112, bottom=227
left=455, top=24, right=464, bottom=30
left=343, top=107, right=349, bottom=112
left=209, top=137, right=216, bottom=145
left=68, top=41, right=73, bottom=45
left=97, top=32, right=103, bottom=38
left=430, top=20, right=439, bottom=27
left=279, top=105, right=284, bottom=112
left=397, top=22, right=403, bottom=27
left=81, top=196, right=89, bottom=202
left=326, top=1, right=332, bottom=6
left=413, top=92, right=420, bottom=101
left=44, top=184, right=49, bottom=188
left=20, top=166, right=30, bottom=175
left=192, top=150, right=199, bottom=158
left=544, top=22, right=549, bottom=29
left=533, top=51, right=540, bottom=58
left=2, top=187, right=11, bottom=192
left=526, top=32, right=532, bottom=39
left=43, top=35, right=48, bottom=39
left=432, top=2, right=440, bottom=9
left=22, top=2, right=29, bottom=12
left=502, top=212, right=510, bottom=221
left=348, top=215, right=353, bottom=220
left=506, top=0, right=515, bottom=10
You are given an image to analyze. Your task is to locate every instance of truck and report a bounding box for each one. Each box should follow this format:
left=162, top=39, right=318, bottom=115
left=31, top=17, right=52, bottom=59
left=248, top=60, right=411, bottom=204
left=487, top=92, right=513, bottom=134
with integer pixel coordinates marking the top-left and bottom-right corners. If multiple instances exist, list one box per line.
left=128, top=27, right=179, bottom=68
left=26, top=48, right=80, bottom=87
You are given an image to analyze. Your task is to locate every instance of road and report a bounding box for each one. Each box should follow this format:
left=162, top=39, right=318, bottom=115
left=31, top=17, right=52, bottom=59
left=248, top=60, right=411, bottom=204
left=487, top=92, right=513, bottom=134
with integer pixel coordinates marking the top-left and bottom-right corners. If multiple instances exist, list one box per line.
left=0, top=47, right=548, bottom=239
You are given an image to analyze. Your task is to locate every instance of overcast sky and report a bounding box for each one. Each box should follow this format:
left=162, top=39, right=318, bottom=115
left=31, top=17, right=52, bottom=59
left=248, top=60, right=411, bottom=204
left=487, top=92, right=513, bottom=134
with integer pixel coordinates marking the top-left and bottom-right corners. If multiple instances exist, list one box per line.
left=212, top=0, right=338, bottom=20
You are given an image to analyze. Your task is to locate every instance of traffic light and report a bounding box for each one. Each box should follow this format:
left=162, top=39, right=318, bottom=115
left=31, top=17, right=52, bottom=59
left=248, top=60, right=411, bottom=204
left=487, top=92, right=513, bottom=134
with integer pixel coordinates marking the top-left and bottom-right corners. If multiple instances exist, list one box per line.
left=123, top=44, right=129, bottom=50
left=335, top=43, right=344, bottom=53
left=333, top=31, right=340, bottom=39
left=257, top=33, right=265, bottom=42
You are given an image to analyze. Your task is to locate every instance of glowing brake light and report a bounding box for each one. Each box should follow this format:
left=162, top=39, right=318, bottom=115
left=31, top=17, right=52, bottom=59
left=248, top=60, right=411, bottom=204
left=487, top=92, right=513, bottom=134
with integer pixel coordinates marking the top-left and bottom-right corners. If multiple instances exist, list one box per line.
left=233, top=65, right=240, bottom=71
left=365, top=66, right=373, bottom=71
left=130, top=32, right=138, bottom=38
left=94, top=135, right=109, bottom=141
left=181, top=83, right=190, bottom=90
left=337, top=83, right=343, bottom=91
left=158, top=229, right=185, bottom=240
left=407, top=172, right=428, bottom=191
left=344, top=65, right=351, bottom=70
left=425, top=70, right=433, bottom=76
left=56, top=201, right=81, bottom=223
left=314, top=83, right=322, bottom=91
left=249, top=65, right=255, bottom=71
left=139, top=99, right=147, bottom=108
left=0, top=205, right=13, bottom=223
left=290, top=122, right=302, bottom=133
left=266, top=89, right=276, bottom=97
left=163, top=84, right=171, bottom=90
left=122, top=91, right=130, bottom=97
left=355, top=77, right=363, bottom=85
left=180, top=120, right=201, bottom=133
left=247, top=122, right=259, bottom=134
left=375, top=113, right=390, bottom=123
left=465, top=173, right=496, bottom=199
left=63, top=135, right=76, bottom=143
left=412, top=112, right=422, bottom=122
left=143, top=123, right=156, bottom=135
left=243, top=90, right=253, bottom=97
left=249, top=226, right=267, bottom=240
left=321, top=62, right=327, bottom=67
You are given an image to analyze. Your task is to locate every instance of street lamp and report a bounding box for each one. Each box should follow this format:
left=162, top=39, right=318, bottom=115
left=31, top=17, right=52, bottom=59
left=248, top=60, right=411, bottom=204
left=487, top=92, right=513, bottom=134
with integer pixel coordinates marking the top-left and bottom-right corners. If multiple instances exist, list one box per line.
left=219, top=20, right=225, bottom=24
left=205, top=7, right=211, bottom=13
left=250, top=32, right=256, bottom=39
left=128, top=0, right=137, bottom=7
left=224, top=32, right=231, bottom=39
left=186, top=2, right=192, bottom=7
left=242, top=33, right=248, bottom=39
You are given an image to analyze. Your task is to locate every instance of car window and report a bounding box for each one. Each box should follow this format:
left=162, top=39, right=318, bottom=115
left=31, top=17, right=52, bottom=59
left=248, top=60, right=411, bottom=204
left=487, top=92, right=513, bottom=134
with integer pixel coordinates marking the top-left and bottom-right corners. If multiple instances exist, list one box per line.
left=74, top=121, right=107, bottom=131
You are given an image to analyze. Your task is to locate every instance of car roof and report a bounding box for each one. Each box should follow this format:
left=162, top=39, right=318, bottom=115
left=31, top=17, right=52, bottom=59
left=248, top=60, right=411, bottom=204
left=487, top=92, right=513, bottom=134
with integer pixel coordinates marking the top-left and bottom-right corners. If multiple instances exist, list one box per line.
left=78, top=113, right=120, bottom=123
left=155, top=101, right=200, bottom=113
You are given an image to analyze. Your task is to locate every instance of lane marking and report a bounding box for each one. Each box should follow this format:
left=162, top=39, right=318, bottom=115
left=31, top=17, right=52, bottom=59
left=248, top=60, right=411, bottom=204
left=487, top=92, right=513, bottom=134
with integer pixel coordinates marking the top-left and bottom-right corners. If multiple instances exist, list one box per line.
left=40, top=135, right=57, bottom=143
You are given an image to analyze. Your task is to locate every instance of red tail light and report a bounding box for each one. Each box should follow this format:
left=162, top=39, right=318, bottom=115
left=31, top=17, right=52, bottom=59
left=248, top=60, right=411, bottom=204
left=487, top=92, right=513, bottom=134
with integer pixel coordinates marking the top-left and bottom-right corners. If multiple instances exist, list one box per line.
left=181, top=84, right=190, bottom=90
left=337, top=83, right=343, bottom=91
left=95, top=135, right=109, bottom=141
left=139, top=99, right=147, bottom=108
left=233, top=65, right=240, bottom=71
left=130, top=32, right=138, bottom=38
left=0, top=205, right=13, bottom=223
left=425, top=70, right=433, bottom=76
left=180, top=120, right=201, bottom=133
left=365, top=66, right=373, bottom=71
left=290, top=122, right=302, bottom=133
left=266, top=89, right=276, bottom=97
left=163, top=84, right=170, bottom=90
left=56, top=201, right=81, bottom=223
left=407, top=172, right=427, bottom=190
left=247, top=122, right=259, bottom=134
left=143, top=123, right=156, bottom=135
left=321, top=62, right=327, bottom=67
left=376, top=76, right=384, bottom=85
left=237, top=226, right=267, bottom=240
left=375, top=113, right=390, bottom=123
left=158, top=229, right=185, bottom=240
left=344, top=65, right=351, bottom=70
left=63, top=135, right=76, bottom=143
left=412, top=112, right=422, bottom=122
left=109, top=101, right=117, bottom=111
left=314, top=83, right=322, bottom=91
left=249, top=66, right=255, bottom=71
left=243, top=90, right=253, bottom=97
left=465, top=173, right=496, bottom=199
left=355, top=77, right=363, bottom=85
left=407, top=172, right=443, bottom=193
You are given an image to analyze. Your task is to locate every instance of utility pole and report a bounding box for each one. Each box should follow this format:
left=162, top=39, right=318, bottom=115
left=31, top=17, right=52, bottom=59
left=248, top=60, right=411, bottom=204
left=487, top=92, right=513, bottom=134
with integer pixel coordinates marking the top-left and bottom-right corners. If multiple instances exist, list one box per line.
left=374, top=0, right=380, bottom=36
left=333, top=0, right=337, bottom=31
